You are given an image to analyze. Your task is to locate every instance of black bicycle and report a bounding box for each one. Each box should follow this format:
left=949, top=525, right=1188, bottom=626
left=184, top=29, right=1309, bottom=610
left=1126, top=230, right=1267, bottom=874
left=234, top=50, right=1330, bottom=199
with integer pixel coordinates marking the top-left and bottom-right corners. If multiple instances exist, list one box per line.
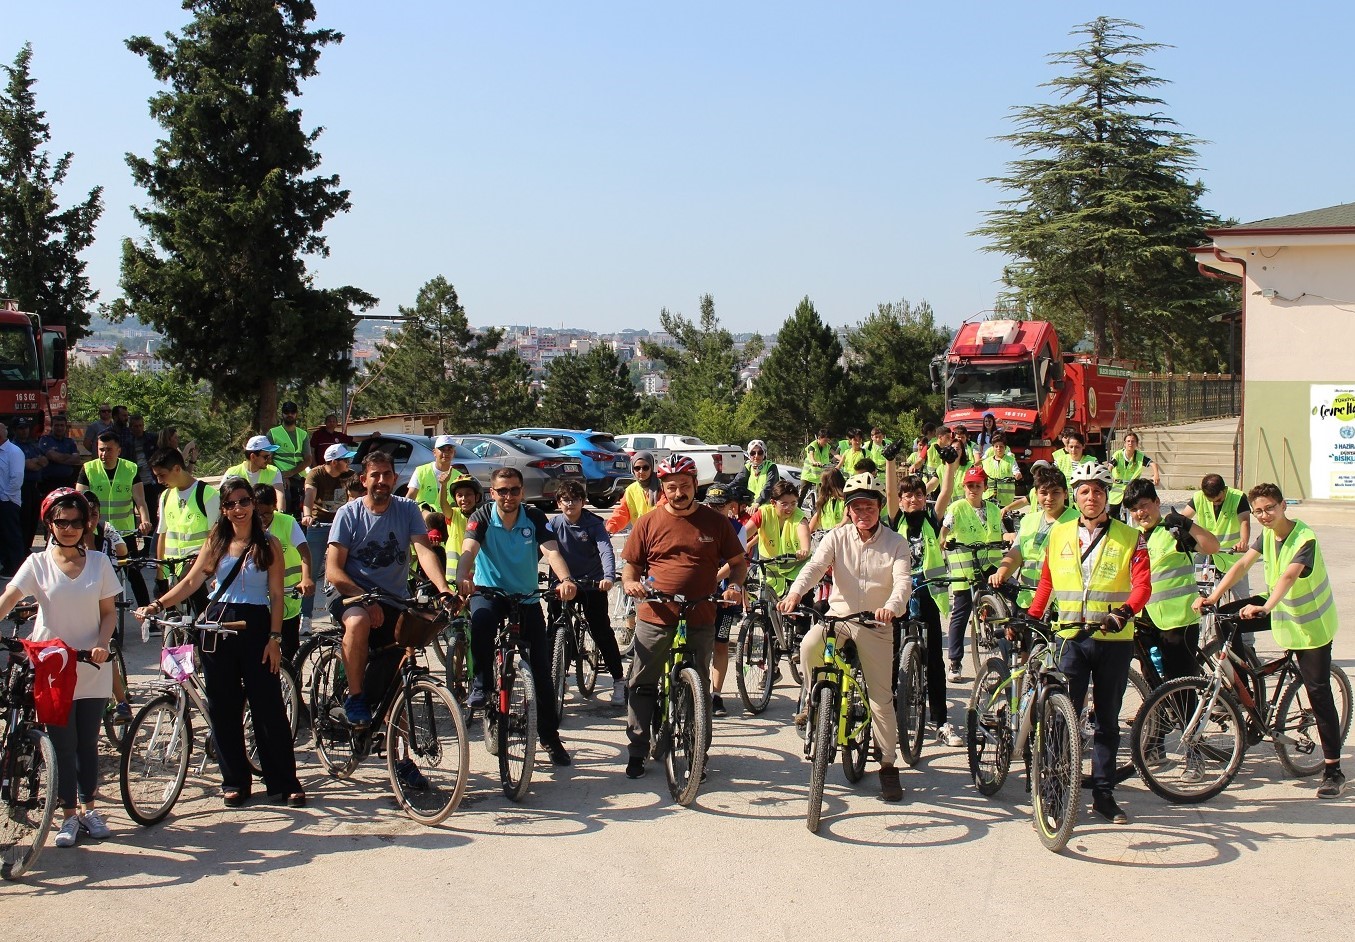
left=944, top=540, right=1015, bottom=677
left=895, top=576, right=966, bottom=765
left=472, top=586, right=544, bottom=802
left=733, top=554, right=809, bottom=713
left=550, top=578, right=606, bottom=714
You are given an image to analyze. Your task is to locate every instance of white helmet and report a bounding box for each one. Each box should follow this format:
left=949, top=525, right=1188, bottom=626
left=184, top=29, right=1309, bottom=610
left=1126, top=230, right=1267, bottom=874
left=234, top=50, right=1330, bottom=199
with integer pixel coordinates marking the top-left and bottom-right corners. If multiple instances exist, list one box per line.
left=1068, top=462, right=1113, bottom=489
left=843, top=472, right=884, bottom=504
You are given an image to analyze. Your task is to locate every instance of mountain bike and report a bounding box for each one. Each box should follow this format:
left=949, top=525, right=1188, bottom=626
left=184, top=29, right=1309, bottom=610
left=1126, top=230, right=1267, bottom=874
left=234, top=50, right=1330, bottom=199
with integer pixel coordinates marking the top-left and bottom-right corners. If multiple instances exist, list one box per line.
left=471, top=586, right=544, bottom=802
left=643, top=590, right=716, bottom=806
left=802, top=610, right=877, bottom=834
left=309, top=590, right=468, bottom=824
left=966, top=615, right=1086, bottom=853
left=550, top=578, right=606, bottom=714
left=945, top=540, right=1015, bottom=676
left=1129, top=604, right=1352, bottom=803
left=895, top=576, right=967, bottom=765
left=734, top=554, right=810, bottom=713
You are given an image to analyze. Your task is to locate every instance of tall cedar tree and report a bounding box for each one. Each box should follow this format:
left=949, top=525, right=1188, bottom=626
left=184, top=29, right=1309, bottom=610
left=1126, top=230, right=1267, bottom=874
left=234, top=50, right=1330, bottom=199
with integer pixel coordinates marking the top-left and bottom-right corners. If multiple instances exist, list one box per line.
left=746, top=297, right=847, bottom=456
left=358, top=275, right=536, bottom=431
left=844, top=299, right=949, bottom=437
left=0, top=44, right=102, bottom=340
left=973, top=17, right=1235, bottom=370
left=118, top=1, right=375, bottom=429
left=640, top=294, right=763, bottom=443
left=540, top=346, right=640, bottom=432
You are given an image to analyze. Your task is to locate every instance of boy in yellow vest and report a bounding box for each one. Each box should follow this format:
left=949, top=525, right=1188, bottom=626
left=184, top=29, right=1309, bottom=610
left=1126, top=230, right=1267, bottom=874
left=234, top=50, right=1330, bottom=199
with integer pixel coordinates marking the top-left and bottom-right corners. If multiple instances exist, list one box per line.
left=939, top=466, right=1008, bottom=683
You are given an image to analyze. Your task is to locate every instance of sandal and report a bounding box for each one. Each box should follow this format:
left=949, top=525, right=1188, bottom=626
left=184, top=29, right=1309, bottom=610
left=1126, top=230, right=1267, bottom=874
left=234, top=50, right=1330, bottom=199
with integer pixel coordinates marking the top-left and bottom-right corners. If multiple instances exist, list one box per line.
left=222, top=791, right=250, bottom=808
left=288, top=792, right=306, bottom=808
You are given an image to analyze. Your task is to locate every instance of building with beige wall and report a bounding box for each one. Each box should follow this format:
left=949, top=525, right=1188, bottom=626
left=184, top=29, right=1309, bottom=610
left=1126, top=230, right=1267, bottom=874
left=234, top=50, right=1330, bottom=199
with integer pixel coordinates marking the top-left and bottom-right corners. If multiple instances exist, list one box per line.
left=1193, top=202, right=1355, bottom=500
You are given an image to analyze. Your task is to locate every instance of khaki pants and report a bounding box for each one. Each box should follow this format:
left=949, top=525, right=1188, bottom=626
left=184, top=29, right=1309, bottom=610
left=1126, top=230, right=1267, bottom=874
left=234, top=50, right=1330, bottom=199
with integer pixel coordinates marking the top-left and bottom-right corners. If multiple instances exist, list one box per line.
left=800, top=619, right=898, bottom=766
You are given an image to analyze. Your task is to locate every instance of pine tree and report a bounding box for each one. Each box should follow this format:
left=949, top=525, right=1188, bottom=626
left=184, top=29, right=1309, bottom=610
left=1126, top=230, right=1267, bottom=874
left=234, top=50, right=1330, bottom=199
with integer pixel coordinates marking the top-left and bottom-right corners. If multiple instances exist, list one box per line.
left=117, top=1, right=375, bottom=429
left=540, top=346, right=639, bottom=431
left=973, top=17, right=1235, bottom=369
left=746, top=297, right=847, bottom=456
left=844, top=299, right=949, bottom=437
left=0, top=44, right=103, bottom=340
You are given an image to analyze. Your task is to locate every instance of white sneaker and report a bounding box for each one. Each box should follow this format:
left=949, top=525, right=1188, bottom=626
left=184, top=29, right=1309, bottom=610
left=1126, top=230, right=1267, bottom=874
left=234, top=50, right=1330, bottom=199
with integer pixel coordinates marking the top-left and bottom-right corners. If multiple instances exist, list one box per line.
left=612, top=680, right=627, bottom=705
left=938, top=722, right=964, bottom=747
left=79, top=809, right=112, bottom=839
left=947, top=662, right=963, bottom=684
left=300, top=616, right=312, bottom=636
left=54, top=816, right=81, bottom=848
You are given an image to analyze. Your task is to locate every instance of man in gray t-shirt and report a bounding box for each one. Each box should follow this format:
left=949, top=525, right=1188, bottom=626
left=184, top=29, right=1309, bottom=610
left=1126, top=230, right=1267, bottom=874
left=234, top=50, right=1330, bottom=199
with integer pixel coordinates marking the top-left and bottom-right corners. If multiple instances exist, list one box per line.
left=326, top=452, right=453, bottom=726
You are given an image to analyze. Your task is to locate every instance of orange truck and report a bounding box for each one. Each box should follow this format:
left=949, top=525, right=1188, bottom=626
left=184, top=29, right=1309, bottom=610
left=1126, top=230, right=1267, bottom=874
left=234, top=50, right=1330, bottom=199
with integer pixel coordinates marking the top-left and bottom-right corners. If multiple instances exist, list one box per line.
left=0, top=299, right=68, bottom=433
left=931, top=318, right=1135, bottom=467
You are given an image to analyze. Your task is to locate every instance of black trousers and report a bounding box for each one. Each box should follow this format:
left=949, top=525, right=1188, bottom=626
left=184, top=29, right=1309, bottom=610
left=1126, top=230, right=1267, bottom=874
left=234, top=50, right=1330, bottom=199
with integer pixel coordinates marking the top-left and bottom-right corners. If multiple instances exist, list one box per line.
left=1295, top=643, right=1343, bottom=762
left=470, top=594, right=560, bottom=741
left=200, top=603, right=300, bottom=796
left=1059, top=636, right=1133, bottom=793
left=0, top=501, right=23, bottom=576
left=914, top=589, right=949, bottom=726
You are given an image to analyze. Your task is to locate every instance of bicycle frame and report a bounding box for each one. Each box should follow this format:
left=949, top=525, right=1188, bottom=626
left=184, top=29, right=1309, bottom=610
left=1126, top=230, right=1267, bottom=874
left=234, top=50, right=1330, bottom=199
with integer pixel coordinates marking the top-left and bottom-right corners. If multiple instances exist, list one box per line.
left=1185, top=623, right=1302, bottom=749
left=807, top=616, right=875, bottom=758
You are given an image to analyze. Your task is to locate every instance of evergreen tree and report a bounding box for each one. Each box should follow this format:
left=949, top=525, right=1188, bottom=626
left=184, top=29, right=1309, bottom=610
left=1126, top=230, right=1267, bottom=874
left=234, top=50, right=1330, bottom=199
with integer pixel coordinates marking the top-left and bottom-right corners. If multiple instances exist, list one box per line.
left=0, top=44, right=103, bottom=340
left=540, top=345, right=640, bottom=431
left=746, top=296, right=847, bottom=456
left=844, top=299, right=949, bottom=436
left=973, top=17, right=1235, bottom=370
left=117, top=1, right=375, bottom=429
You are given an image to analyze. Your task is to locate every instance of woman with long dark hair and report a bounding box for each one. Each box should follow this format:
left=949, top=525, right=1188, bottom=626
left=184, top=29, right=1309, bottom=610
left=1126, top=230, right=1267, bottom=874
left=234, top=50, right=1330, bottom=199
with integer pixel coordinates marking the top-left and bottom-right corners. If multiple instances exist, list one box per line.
left=136, top=476, right=303, bottom=807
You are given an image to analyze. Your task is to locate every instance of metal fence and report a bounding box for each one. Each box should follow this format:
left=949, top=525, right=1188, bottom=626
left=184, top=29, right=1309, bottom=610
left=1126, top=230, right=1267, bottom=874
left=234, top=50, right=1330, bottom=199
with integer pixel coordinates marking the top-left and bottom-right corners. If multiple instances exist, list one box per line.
left=1109, top=373, right=1241, bottom=431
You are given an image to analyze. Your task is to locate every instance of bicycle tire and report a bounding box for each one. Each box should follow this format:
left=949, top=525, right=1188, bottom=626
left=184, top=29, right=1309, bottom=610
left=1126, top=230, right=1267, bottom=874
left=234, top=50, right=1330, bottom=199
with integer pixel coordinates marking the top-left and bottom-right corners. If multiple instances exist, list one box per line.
left=1081, top=667, right=1150, bottom=753
left=1031, top=689, right=1081, bottom=853
left=841, top=667, right=872, bottom=783
left=806, top=685, right=835, bottom=834
left=576, top=627, right=599, bottom=698
left=734, top=612, right=775, bottom=715
left=896, top=638, right=927, bottom=766
left=0, top=728, right=57, bottom=880
left=102, top=645, right=130, bottom=750
left=550, top=624, right=569, bottom=718
left=665, top=665, right=708, bottom=806
left=967, top=657, right=1012, bottom=796
left=773, top=607, right=803, bottom=686
left=968, top=590, right=1011, bottom=678
left=119, top=694, right=192, bottom=827
left=387, top=677, right=469, bottom=825
left=1130, top=677, right=1245, bottom=804
left=292, top=631, right=341, bottom=725
left=245, top=662, right=300, bottom=775
left=1274, top=664, right=1352, bottom=777
left=310, top=648, right=360, bottom=777
left=497, top=658, right=537, bottom=802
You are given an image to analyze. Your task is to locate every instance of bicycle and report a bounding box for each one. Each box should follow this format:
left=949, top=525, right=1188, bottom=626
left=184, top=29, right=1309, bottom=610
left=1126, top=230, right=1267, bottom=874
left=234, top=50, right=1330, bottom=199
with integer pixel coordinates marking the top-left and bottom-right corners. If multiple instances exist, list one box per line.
left=549, top=578, right=606, bottom=715
left=895, top=576, right=967, bottom=765
left=1129, top=605, right=1353, bottom=803
left=733, top=554, right=810, bottom=714
left=802, top=610, right=878, bottom=833
left=469, top=586, right=545, bottom=802
left=308, top=590, right=469, bottom=824
left=641, top=590, right=716, bottom=806
left=101, top=557, right=145, bottom=749
left=965, top=615, right=1086, bottom=853
left=1, top=615, right=95, bottom=879
left=945, top=540, right=1016, bottom=677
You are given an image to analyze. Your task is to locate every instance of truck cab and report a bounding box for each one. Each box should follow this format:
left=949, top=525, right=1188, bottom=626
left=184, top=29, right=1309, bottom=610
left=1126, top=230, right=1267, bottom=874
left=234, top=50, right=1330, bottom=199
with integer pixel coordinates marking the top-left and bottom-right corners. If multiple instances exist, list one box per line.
left=0, top=299, right=67, bottom=432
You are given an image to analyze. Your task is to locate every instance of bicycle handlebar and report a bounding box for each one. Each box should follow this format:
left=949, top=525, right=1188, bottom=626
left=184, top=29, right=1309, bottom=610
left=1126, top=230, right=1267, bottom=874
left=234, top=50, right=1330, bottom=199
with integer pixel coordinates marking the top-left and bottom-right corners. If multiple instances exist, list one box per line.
left=0, top=637, right=104, bottom=667
left=748, top=554, right=802, bottom=568
left=644, top=590, right=726, bottom=609
left=946, top=540, right=1009, bottom=551
left=819, top=610, right=888, bottom=627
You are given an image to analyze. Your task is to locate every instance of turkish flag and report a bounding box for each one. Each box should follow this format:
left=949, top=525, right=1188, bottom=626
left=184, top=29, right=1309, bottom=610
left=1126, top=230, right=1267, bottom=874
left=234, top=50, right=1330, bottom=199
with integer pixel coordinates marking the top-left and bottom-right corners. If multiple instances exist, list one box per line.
left=20, top=638, right=78, bottom=726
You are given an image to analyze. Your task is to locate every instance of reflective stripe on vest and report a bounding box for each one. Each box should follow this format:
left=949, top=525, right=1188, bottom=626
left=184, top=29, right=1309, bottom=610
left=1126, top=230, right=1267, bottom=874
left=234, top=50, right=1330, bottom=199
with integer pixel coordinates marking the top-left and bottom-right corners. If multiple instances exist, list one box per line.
left=268, top=511, right=303, bottom=621
left=1264, top=521, right=1338, bottom=649
left=83, top=459, right=137, bottom=530
left=1144, top=525, right=1198, bottom=629
left=945, top=500, right=1003, bottom=581
left=1192, top=488, right=1243, bottom=559
left=161, top=482, right=212, bottom=558
left=1016, top=506, right=1076, bottom=608
left=268, top=425, right=308, bottom=472
left=982, top=453, right=1017, bottom=504
left=1047, top=518, right=1138, bottom=640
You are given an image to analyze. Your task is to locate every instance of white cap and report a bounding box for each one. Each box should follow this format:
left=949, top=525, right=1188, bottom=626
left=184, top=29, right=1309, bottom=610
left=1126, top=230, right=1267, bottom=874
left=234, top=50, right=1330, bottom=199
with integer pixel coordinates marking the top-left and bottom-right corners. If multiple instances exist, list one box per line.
left=433, top=434, right=457, bottom=449
left=324, top=443, right=355, bottom=462
left=245, top=435, right=279, bottom=453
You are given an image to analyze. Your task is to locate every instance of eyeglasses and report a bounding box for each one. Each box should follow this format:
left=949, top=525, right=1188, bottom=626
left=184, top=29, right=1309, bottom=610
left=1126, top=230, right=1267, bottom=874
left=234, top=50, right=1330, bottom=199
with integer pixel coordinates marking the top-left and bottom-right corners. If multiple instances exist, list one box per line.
left=50, top=518, right=83, bottom=530
left=1252, top=502, right=1280, bottom=516
left=222, top=498, right=254, bottom=510
left=494, top=486, right=523, bottom=497
left=558, top=497, right=582, bottom=505
left=632, top=464, right=650, bottom=471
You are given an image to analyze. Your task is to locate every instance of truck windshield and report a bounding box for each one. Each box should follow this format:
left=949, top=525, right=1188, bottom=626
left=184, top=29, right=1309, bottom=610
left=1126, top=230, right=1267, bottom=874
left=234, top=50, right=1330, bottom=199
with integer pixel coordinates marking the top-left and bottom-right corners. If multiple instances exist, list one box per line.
left=947, top=362, right=1038, bottom=407
left=0, top=323, right=39, bottom=387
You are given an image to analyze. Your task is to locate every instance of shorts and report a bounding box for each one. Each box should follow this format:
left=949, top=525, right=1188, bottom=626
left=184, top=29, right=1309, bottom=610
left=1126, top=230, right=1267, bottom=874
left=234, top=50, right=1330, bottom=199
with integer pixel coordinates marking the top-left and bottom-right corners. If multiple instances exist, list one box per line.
left=329, top=597, right=398, bottom=649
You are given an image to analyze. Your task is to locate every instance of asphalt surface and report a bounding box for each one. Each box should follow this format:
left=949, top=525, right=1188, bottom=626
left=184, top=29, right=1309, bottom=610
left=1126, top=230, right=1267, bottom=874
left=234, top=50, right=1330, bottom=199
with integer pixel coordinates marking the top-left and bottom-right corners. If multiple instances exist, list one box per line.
left=7, top=505, right=1355, bottom=942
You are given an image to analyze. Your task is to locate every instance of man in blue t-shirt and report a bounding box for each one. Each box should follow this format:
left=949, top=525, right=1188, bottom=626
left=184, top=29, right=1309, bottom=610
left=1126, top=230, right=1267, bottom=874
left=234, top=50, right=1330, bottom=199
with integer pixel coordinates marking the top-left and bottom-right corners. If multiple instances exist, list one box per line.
left=327, top=450, right=453, bottom=728
left=457, top=467, right=577, bottom=765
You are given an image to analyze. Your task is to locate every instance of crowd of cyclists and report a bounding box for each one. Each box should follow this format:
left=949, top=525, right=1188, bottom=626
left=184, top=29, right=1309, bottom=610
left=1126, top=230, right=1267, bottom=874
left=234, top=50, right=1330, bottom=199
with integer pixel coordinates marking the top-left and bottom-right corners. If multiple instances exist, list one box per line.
left=0, top=405, right=1346, bottom=865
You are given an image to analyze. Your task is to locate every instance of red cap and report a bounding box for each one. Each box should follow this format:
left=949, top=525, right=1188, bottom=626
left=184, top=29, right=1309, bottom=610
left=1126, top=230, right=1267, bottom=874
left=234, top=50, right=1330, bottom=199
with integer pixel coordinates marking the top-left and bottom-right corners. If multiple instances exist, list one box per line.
left=963, top=467, right=987, bottom=486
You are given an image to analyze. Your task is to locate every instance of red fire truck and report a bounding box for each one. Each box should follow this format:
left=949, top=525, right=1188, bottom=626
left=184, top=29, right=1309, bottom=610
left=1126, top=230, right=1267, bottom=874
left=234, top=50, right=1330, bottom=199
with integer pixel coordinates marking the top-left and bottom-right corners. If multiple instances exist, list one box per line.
left=0, top=299, right=68, bottom=432
left=931, top=318, right=1135, bottom=466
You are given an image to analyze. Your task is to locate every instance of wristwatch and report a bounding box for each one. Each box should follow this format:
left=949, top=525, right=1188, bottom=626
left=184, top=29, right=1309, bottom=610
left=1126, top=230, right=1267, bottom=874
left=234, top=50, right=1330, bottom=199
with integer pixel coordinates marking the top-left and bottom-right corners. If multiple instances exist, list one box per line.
left=269, top=632, right=282, bottom=643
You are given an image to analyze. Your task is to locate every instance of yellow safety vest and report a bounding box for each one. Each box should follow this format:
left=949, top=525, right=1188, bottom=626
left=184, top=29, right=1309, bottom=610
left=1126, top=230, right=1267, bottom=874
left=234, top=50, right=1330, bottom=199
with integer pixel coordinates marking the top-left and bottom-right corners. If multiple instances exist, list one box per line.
left=1047, top=518, right=1139, bottom=640
left=160, top=480, right=213, bottom=561
left=268, top=424, right=309, bottom=473
left=1264, top=521, right=1338, bottom=650
left=267, top=510, right=304, bottom=621
left=945, top=500, right=1004, bottom=581
left=224, top=462, right=281, bottom=488
left=755, top=507, right=806, bottom=594
left=1142, top=524, right=1198, bottom=631
left=410, top=462, right=463, bottom=511
left=1191, top=488, right=1245, bottom=570
left=82, top=458, right=138, bottom=532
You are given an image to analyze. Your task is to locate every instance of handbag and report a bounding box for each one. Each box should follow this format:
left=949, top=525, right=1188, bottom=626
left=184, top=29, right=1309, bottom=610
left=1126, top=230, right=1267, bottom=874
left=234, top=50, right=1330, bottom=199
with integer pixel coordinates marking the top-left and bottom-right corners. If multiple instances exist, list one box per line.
left=196, top=550, right=250, bottom=628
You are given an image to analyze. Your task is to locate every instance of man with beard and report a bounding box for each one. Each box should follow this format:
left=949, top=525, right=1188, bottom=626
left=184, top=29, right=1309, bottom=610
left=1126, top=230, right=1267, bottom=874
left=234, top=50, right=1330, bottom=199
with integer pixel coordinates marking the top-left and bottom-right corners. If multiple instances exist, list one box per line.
left=268, top=401, right=310, bottom=515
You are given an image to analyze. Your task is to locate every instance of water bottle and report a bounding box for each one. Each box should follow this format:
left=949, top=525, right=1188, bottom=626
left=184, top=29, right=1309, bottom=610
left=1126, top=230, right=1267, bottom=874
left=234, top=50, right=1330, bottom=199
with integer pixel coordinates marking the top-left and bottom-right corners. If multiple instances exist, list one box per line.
left=1149, top=645, right=1165, bottom=676
left=1019, top=684, right=1034, bottom=717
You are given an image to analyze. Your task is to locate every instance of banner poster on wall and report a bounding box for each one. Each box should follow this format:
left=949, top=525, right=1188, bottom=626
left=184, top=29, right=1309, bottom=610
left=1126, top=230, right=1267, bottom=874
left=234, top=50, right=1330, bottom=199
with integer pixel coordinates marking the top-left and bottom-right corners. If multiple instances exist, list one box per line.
left=1310, top=385, right=1355, bottom=500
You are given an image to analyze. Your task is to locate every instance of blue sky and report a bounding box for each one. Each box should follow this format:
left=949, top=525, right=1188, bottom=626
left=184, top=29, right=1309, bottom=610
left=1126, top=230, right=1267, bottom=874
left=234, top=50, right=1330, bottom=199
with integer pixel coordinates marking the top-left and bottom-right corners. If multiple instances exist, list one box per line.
left=7, top=2, right=1354, bottom=336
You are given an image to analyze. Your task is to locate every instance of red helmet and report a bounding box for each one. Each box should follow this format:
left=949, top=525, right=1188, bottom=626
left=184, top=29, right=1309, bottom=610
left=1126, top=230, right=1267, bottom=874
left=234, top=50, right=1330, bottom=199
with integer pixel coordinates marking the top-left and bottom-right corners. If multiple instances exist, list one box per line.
left=40, top=487, right=89, bottom=522
left=655, top=454, right=698, bottom=479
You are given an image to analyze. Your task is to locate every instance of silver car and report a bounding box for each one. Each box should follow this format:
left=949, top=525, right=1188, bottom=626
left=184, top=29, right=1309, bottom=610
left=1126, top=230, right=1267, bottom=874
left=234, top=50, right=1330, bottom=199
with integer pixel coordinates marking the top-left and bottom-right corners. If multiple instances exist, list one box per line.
left=448, top=434, right=584, bottom=508
left=350, top=434, right=494, bottom=504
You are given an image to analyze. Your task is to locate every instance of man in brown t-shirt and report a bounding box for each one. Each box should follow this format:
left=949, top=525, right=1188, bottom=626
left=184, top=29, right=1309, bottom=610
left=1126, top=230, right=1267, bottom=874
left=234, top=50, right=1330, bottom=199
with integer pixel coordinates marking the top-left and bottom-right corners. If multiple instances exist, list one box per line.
left=621, top=456, right=746, bottom=779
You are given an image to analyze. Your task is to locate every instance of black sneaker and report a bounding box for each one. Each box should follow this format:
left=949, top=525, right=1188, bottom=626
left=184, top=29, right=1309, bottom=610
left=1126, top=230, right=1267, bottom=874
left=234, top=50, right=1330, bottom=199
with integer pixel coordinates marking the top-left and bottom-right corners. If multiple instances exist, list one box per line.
left=625, top=757, right=645, bottom=779
left=1092, top=791, right=1128, bottom=824
left=544, top=738, right=571, bottom=766
left=711, top=694, right=727, bottom=717
left=1317, top=768, right=1346, bottom=800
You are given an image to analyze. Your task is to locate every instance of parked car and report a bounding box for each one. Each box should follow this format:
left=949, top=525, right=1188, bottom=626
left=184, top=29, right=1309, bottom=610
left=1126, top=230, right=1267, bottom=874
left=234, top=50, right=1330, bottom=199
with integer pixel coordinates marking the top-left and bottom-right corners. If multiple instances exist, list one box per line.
left=612, top=433, right=743, bottom=490
left=351, top=434, right=495, bottom=501
left=502, top=427, right=633, bottom=508
left=447, top=434, right=584, bottom=508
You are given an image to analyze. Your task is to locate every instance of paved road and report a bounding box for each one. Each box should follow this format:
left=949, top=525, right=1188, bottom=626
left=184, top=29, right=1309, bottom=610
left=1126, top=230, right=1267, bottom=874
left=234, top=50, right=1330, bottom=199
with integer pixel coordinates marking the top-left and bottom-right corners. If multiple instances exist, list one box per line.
left=8, top=509, right=1355, bottom=942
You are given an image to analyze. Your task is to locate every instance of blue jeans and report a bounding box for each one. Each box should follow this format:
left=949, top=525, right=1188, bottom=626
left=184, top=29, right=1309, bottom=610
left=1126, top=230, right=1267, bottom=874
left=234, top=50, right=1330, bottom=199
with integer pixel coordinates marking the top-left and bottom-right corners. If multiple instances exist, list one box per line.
left=301, top=523, right=331, bottom=618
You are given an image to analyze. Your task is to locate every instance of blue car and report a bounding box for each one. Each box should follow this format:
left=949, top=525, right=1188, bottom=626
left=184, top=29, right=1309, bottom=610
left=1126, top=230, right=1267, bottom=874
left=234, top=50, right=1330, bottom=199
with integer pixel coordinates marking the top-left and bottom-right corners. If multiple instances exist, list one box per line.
left=502, top=427, right=634, bottom=508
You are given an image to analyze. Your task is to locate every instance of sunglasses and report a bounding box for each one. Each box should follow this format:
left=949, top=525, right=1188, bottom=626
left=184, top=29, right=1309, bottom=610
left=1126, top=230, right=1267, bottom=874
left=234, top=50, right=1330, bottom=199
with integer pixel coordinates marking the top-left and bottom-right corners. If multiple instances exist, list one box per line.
left=632, top=464, right=651, bottom=471
left=749, top=450, right=764, bottom=456
left=222, top=498, right=254, bottom=510
left=50, top=518, right=83, bottom=530
left=494, top=486, right=523, bottom=497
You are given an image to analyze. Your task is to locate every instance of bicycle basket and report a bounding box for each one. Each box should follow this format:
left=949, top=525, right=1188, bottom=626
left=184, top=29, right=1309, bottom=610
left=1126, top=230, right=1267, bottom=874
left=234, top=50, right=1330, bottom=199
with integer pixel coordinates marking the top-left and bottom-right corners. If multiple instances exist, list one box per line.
left=393, top=606, right=447, bottom=648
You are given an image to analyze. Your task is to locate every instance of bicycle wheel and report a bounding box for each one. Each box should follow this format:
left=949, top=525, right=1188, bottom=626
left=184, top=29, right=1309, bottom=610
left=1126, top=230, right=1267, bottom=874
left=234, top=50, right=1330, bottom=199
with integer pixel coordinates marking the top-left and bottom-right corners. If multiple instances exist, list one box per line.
left=387, top=677, right=469, bottom=825
left=245, top=662, right=300, bottom=775
left=1082, top=667, right=1150, bottom=753
left=292, top=631, right=340, bottom=724
left=102, top=646, right=130, bottom=749
left=550, top=624, right=569, bottom=718
left=0, top=728, right=57, bottom=880
left=119, top=694, right=192, bottom=827
left=734, top=612, right=775, bottom=715
left=967, top=657, right=1012, bottom=796
left=1031, top=689, right=1082, bottom=853
left=806, top=685, right=836, bottom=834
left=969, top=590, right=1011, bottom=678
left=665, top=665, right=709, bottom=806
left=1274, top=665, right=1352, bottom=777
left=773, top=607, right=803, bottom=686
left=841, top=667, right=872, bottom=783
left=576, top=627, right=599, bottom=698
left=310, top=649, right=360, bottom=777
left=497, top=659, right=537, bottom=802
left=896, top=638, right=926, bottom=766
left=1130, top=677, right=1245, bottom=803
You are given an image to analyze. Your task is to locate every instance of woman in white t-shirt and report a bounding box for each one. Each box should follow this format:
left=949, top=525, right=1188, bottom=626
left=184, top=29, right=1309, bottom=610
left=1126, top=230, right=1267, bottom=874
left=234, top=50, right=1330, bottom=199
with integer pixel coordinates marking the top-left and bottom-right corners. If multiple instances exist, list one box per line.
left=0, top=488, right=121, bottom=849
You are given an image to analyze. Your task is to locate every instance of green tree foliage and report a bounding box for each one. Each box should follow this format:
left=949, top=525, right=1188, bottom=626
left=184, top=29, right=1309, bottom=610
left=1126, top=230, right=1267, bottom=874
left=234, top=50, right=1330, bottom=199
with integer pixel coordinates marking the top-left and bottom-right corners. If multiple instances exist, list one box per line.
left=974, top=17, right=1236, bottom=371
left=117, top=0, right=375, bottom=430
left=540, top=345, right=640, bottom=431
left=844, top=299, right=949, bottom=437
left=640, top=294, right=763, bottom=444
left=0, top=44, right=102, bottom=340
left=358, top=275, right=536, bottom=432
left=745, top=296, right=847, bottom=456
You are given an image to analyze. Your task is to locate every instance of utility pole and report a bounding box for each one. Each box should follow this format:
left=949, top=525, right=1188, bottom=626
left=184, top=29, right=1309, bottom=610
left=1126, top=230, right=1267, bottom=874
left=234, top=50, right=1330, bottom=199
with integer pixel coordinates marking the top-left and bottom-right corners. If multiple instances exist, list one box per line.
left=340, top=313, right=406, bottom=432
